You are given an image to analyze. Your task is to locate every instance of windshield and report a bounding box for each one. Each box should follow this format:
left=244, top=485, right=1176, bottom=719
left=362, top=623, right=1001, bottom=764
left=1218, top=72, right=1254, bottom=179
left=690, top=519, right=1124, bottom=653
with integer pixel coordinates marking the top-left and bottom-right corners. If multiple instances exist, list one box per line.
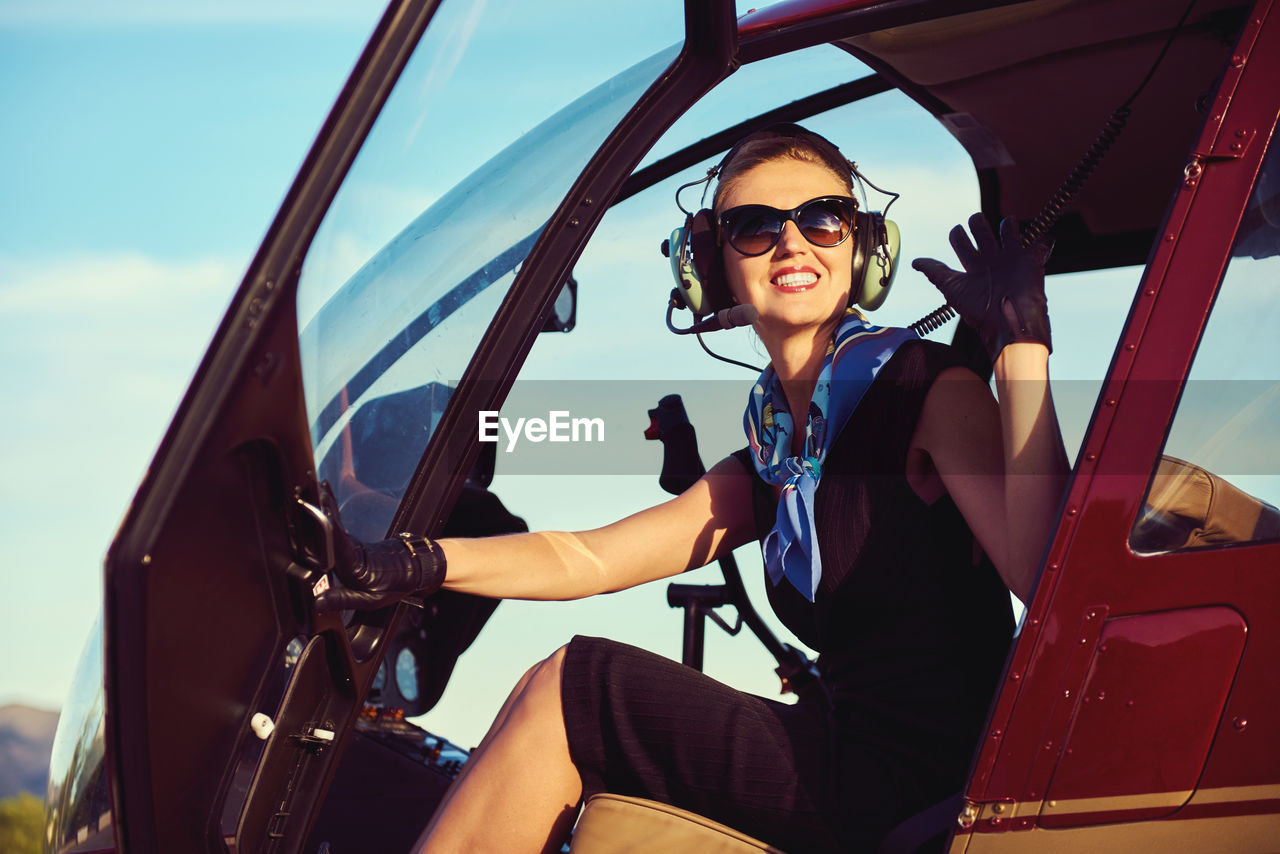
left=44, top=615, right=113, bottom=854
left=297, top=0, right=680, bottom=537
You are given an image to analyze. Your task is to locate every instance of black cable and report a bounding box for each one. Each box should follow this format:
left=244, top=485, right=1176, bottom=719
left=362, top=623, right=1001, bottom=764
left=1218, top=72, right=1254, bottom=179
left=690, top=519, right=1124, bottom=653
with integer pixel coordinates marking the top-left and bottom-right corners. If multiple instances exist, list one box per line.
left=695, top=332, right=764, bottom=372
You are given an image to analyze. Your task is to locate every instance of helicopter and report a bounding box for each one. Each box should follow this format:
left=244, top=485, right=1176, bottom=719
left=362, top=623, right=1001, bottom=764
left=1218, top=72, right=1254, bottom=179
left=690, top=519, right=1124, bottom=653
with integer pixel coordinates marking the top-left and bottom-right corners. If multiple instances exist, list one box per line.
left=43, top=0, right=1280, bottom=851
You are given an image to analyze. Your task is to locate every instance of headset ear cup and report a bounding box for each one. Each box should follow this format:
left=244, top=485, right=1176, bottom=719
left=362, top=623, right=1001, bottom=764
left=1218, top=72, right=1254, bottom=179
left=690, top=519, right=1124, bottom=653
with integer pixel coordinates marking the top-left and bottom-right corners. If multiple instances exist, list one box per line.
left=851, top=212, right=900, bottom=311
left=688, top=209, right=732, bottom=315
left=667, top=215, right=704, bottom=315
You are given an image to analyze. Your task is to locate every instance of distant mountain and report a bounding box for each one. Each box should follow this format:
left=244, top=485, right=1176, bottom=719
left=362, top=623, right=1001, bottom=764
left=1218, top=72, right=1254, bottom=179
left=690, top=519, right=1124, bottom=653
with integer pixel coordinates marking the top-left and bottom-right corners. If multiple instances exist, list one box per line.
left=0, top=705, right=59, bottom=800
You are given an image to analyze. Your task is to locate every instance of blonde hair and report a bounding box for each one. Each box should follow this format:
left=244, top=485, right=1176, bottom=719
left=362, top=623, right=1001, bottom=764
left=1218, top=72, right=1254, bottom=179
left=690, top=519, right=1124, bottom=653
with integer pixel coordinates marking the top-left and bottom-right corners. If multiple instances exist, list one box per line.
left=712, top=128, right=855, bottom=214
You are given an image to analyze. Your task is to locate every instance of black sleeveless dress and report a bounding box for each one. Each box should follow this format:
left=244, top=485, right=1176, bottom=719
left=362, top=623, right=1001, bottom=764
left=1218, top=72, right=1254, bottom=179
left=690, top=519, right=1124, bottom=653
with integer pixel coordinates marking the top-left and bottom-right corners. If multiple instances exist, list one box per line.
left=560, top=340, right=1013, bottom=852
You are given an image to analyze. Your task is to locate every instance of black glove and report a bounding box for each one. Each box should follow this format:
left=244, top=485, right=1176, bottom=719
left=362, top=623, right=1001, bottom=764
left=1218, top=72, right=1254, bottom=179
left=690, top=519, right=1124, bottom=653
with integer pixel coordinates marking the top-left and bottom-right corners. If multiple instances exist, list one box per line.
left=315, top=482, right=446, bottom=611
left=911, top=214, right=1052, bottom=361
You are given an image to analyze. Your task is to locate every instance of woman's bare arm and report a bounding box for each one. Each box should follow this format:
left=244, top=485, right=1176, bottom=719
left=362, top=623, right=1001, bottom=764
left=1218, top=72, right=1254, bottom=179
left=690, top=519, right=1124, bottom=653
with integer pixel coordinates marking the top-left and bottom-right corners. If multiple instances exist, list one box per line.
left=437, top=455, right=758, bottom=601
left=914, top=344, right=1069, bottom=603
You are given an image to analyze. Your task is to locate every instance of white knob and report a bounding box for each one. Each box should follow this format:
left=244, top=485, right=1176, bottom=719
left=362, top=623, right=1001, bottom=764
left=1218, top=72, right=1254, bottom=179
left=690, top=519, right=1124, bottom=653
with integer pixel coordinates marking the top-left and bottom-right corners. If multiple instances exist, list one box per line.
left=250, top=713, right=275, bottom=740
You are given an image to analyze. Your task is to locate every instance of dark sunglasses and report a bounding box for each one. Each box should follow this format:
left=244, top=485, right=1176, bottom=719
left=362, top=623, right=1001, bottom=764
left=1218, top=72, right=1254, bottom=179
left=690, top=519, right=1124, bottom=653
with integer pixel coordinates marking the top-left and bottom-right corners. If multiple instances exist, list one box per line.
left=717, top=196, right=856, bottom=257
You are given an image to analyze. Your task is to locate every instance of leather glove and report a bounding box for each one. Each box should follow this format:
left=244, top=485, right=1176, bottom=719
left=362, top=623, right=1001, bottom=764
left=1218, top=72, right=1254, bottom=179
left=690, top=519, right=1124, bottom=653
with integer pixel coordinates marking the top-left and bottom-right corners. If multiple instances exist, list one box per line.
left=911, top=214, right=1052, bottom=361
left=314, top=481, right=446, bottom=611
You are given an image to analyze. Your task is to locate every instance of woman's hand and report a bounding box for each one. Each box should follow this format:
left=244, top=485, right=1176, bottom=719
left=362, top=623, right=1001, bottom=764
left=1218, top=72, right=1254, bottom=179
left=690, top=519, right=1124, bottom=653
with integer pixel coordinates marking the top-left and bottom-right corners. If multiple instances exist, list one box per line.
left=911, top=214, right=1052, bottom=361
left=314, top=481, right=447, bottom=612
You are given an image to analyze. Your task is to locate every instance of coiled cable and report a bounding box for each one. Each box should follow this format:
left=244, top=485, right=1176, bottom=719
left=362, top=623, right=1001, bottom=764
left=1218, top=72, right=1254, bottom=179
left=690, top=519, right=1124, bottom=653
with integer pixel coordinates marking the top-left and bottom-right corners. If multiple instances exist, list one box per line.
left=908, top=0, right=1199, bottom=337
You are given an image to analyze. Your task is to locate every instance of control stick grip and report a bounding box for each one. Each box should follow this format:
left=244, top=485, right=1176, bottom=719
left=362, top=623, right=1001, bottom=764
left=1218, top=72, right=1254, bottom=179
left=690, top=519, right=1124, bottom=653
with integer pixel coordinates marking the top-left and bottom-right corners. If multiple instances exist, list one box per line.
left=645, top=394, right=706, bottom=496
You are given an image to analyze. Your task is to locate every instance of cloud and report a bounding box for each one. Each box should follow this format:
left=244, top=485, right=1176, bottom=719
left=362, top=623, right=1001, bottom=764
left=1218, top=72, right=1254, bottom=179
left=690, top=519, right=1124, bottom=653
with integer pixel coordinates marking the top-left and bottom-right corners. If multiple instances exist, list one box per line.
left=0, top=249, right=240, bottom=507
left=0, top=249, right=247, bottom=707
left=0, top=251, right=232, bottom=312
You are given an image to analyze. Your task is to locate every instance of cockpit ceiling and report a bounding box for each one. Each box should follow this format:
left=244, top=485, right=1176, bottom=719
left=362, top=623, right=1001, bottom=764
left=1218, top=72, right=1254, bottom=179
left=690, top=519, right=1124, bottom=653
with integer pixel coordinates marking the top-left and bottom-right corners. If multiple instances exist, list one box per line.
left=842, top=0, right=1250, bottom=264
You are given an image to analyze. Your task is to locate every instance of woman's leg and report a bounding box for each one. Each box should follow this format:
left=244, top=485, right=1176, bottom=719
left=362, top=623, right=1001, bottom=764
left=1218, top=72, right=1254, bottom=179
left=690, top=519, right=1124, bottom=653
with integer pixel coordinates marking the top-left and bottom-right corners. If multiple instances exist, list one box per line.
left=413, top=645, right=581, bottom=854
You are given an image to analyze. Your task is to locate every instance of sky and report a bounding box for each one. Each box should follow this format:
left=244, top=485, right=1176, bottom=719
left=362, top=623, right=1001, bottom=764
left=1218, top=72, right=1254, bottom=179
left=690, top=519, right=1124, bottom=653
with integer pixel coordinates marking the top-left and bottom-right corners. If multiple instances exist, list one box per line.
left=2, top=0, right=1242, bottom=761
left=0, top=1, right=388, bottom=712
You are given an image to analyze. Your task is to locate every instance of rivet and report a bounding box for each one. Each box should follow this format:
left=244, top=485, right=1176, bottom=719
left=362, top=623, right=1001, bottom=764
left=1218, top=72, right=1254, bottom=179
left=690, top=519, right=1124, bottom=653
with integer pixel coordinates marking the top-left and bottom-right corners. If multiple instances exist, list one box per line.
left=1097, top=690, right=1106, bottom=700
left=1063, top=689, right=1071, bottom=698
left=1085, top=451, right=1097, bottom=461
left=1079, top=637, right=1088, bottom=645
left=582, top=197, right=594, bottom=207
left=1100, top=643, right=1108, bottom=653
left=1233, top=717, right=1248, bottom=731
left=1084, top=696, right=1091, bottom=704
left=1065, top=747, right=1073, bottom=755
left=1235, top=128, right=1248, bottom=138
left=1029, top=618, right=1040, bottom=627
left=1184, top=178, right=1198, bottom=188
left=1231, top=55, right=1244, bottom=68
left=1044, top=740, right=1054, bottom=750
left=1126, top=699, right=1135, bottom=708
left=1067, top=507, right=1078, bottom=517
left=142, top=554, right=152, bottom=565
left=1049, top=562, right=1060, bottom=571
left=1049, top=800, right=1058, bottom=808
left=1028, top=791, right=1038, bottom=800
left=1087, top=610, right=1098, bottom=619
left=1105, top=398, right=1117, bottom=407
left=568, top=218, right=580, bottom=228
left=1010, top=672, right=1021, bottom=682
left=993, top=803, right=1006, bottom=814
left=989, top=817, right=1004, bottom=828
left=992, top=729, right=1003, bottom=739
left=265, top=280, right=276, bottom=290
left=1165, top=233, right=1175, bottom=242
left=1231, top=142, right=1243, bottom=152
left=1125, top=343, right=1136, bottom=351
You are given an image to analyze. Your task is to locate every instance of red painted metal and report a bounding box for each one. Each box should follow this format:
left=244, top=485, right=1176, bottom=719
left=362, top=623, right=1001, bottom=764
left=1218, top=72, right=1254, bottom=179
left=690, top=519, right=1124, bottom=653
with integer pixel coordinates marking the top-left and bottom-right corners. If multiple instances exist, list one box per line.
left=1040, top=607, right=1248, bottom=827
left=737, top=0, right=888, bottom=36
left=963, top=0, right=1280, bottom=835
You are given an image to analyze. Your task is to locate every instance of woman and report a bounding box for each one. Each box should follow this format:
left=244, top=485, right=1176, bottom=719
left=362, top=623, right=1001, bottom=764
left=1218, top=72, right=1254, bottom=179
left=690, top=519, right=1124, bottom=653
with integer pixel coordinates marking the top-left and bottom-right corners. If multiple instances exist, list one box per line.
left=327, top=125, right=1069, bottom=852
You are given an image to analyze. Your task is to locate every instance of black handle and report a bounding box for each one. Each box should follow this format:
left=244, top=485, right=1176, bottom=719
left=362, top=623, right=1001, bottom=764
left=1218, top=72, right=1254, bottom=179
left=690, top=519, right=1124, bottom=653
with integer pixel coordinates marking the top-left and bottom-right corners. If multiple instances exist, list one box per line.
left=644, top=394, right=707, bottom=495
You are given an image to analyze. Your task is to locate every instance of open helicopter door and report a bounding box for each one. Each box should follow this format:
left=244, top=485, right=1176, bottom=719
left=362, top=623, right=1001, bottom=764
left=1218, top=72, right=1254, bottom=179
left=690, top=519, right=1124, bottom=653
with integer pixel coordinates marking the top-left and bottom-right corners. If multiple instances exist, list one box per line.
left=99, top=4, right=452, bottom=851
left=954, top=4, right=1280, bottom=852
left=99, top=0, right=740, bottom=850
left=97, top=3, right=476, bottom=850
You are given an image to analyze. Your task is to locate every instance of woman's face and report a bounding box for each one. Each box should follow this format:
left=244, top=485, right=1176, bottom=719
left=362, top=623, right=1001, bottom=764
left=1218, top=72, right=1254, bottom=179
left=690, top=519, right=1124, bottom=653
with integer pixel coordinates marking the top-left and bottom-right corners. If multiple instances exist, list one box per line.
left=719, top=157, right=853, bottom=338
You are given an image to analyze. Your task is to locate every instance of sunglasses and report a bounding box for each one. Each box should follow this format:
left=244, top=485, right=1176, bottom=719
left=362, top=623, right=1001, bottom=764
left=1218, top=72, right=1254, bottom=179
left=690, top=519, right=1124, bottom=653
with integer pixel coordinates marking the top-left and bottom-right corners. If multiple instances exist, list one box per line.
left=718, top=196, right=857, bottom=257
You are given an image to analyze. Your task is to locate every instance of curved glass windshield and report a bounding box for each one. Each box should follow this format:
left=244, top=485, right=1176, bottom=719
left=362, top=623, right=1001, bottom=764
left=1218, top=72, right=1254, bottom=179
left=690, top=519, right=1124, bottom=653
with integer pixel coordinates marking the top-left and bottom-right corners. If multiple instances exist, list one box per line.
left=297, top=0, right=678, bottom=538
left=44, top=614, right=113, bottom=854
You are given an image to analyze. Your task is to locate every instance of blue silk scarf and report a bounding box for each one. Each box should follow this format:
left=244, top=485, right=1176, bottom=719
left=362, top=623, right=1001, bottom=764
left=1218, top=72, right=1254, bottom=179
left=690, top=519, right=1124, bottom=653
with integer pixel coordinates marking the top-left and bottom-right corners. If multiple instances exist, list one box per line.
left=744, top=311, right=917, bottom=601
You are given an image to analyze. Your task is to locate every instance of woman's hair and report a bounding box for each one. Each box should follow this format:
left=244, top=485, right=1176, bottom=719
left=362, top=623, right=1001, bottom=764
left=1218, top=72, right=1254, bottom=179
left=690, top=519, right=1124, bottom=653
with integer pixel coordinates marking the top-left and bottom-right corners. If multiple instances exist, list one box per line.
left=712, top=125, right=854, bottom=213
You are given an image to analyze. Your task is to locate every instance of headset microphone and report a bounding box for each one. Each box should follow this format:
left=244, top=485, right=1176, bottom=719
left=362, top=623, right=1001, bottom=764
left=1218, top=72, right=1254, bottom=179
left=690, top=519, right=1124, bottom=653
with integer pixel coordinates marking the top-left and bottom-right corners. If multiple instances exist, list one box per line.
left=666, top=299, right=758, bottom=335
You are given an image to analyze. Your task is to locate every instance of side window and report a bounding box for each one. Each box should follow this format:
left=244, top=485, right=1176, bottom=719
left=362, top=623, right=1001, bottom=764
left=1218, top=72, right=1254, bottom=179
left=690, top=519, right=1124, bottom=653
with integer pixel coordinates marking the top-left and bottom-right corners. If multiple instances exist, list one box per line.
left=1131, top=130, right=1280, bottom=553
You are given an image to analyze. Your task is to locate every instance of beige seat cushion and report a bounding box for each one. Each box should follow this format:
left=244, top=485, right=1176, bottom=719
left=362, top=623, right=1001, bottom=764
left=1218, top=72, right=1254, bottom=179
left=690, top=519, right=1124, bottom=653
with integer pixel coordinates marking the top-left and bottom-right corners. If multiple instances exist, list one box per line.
left=569, top=794, right=787, bottom=854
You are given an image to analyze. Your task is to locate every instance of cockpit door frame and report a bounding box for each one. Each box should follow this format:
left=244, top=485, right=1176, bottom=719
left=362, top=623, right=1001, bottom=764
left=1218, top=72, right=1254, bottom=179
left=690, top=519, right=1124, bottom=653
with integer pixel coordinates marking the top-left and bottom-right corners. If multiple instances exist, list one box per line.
left=957, top=3, right=1280, bottom=849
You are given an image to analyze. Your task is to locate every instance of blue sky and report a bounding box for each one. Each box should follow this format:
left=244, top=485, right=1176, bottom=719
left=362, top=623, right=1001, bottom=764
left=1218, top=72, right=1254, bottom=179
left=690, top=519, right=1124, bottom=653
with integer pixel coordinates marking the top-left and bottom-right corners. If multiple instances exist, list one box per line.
left=0, top=1, right=385, bottom=714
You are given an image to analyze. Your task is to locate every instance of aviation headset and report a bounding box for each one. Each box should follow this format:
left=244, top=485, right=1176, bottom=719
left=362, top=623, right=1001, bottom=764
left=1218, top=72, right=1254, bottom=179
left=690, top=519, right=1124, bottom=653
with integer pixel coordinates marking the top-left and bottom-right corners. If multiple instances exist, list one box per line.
left=663, top=124, right=901, bottom=323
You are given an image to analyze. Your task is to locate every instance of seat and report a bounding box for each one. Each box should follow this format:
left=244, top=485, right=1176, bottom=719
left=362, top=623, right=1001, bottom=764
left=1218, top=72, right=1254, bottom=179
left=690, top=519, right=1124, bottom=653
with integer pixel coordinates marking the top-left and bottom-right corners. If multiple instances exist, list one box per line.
left=568, top=794, right=787, bottom=853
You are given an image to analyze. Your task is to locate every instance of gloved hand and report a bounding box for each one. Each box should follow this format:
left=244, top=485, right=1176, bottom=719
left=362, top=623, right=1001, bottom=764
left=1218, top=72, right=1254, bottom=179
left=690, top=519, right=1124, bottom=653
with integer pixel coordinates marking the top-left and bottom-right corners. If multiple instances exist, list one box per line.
left=314, top=481, right=446, bottom=611
left=911, top=214, right=1052, bottom=361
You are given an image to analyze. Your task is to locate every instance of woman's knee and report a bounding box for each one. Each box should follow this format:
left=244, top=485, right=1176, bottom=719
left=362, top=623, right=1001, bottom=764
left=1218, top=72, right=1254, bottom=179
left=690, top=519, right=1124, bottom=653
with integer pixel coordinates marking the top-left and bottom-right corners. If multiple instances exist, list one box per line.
left=504, top=645, right=569, bottom=713
left=526, top=645, right=569, bottom=699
